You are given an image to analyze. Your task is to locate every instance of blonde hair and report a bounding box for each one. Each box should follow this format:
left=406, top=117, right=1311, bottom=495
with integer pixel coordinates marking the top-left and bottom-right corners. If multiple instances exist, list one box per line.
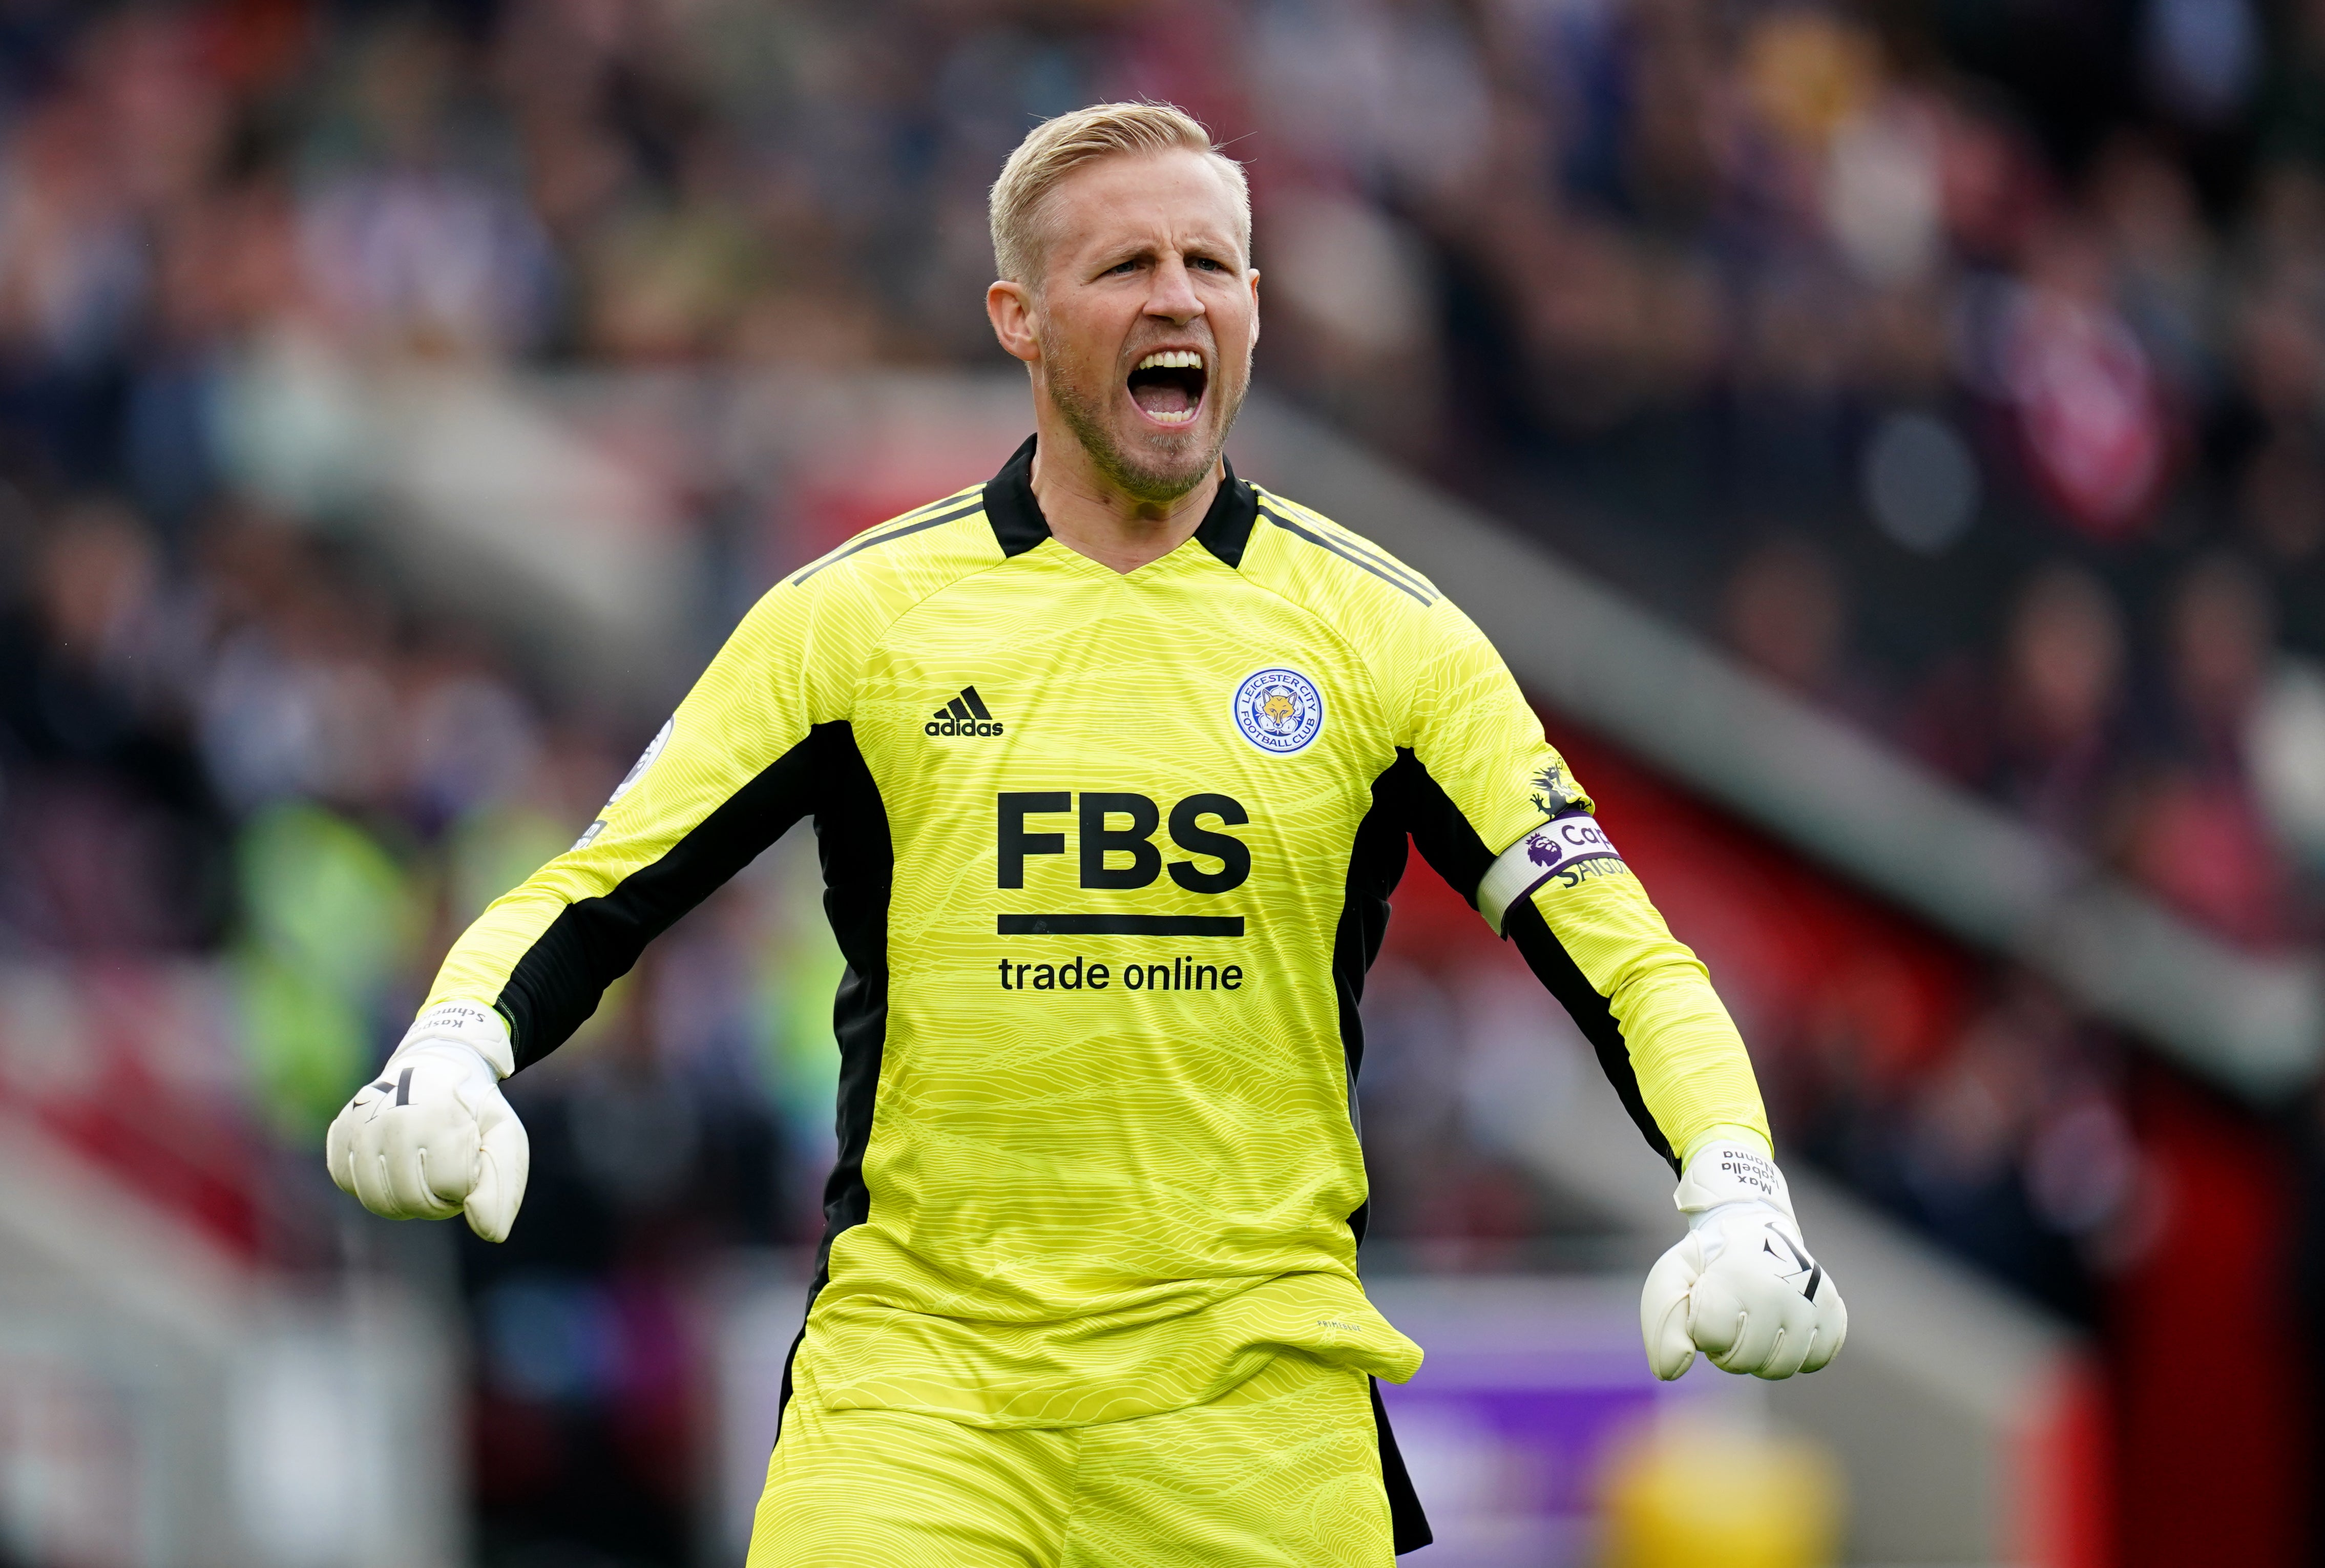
left=989, top=101, right=1250, bottom=285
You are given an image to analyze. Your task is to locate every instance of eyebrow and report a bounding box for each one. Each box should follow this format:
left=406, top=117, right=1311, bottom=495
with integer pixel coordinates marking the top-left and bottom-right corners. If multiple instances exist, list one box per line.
left=1087, top=235, right=1243, bottom=271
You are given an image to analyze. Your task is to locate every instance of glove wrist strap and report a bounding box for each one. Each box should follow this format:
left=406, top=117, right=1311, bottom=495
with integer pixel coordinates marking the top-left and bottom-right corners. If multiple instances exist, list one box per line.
left=395, top=1000, right=515, bottom=1080
left=1674, top=1137, right=1795, bottom=1222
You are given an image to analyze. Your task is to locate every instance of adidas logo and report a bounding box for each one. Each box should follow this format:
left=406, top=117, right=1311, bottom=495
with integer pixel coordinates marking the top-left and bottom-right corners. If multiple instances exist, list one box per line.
left=925, top=686, right=1004, bottom=738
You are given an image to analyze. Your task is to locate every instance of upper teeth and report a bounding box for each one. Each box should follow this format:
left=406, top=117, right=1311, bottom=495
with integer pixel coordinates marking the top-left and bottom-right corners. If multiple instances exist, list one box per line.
left=1138, top=350, right=1204, bottom=371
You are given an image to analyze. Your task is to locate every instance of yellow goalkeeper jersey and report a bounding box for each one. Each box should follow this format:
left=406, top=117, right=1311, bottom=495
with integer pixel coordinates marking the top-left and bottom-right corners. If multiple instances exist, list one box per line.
left=427, top=435, right=1769, bottom=1432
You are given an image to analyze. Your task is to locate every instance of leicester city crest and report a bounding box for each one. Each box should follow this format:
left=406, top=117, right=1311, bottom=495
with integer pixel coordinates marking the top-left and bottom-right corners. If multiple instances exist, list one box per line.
left=1232, top=666, right=1325, bottom=756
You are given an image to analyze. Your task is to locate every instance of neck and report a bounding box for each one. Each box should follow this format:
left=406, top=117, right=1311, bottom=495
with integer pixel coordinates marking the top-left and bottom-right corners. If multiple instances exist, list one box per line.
left=1028, top=401, right=1220, bottom=574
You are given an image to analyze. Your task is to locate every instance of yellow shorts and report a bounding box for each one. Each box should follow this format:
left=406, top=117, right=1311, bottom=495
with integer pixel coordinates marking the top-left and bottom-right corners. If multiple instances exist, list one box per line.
left=746, top=1348, right=1398, bottom=1568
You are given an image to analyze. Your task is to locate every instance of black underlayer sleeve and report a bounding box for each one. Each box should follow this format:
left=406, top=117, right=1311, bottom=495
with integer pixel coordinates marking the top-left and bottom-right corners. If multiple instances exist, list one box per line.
left=1386, top=747, right=1677, bottom=1172
left=497, top=724, right=836, bottom=1069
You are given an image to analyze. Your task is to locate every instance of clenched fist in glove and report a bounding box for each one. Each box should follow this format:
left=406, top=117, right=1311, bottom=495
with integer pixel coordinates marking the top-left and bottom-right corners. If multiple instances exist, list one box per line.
left=326, top=1000, right=530, bottom=1243
left=1641, top=1135, right=1847, bottom=1381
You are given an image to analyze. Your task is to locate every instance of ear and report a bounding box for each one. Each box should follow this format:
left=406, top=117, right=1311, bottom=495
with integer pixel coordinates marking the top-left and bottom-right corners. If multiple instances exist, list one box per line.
left=988, top=279, right=1040, bottom=365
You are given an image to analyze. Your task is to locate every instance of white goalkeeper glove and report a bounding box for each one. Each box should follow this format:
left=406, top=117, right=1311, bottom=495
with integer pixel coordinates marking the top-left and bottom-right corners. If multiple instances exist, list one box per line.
left=326, top=1000, right=529, bottom=1243
left=1640, top=1134, right=1847, bottom=1381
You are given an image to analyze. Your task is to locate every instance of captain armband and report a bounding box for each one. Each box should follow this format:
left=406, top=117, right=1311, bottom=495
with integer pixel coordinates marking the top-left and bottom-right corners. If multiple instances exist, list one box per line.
left=1476, top=809, right=1629, bottom=937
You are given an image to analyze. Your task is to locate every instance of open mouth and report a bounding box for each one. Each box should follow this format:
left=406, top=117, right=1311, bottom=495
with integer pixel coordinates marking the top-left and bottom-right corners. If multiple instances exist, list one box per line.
left=1126, top=349, right=1208, bottom=427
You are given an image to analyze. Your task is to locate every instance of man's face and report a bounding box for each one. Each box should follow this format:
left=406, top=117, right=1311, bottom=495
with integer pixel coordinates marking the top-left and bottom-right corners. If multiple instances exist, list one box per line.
left=1012, top=150, right=1258, bottom=504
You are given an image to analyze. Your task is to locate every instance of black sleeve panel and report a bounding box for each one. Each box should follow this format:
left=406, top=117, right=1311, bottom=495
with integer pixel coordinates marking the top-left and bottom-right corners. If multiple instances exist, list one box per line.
left=1504, top=899, right=1677, bottom=1170
left=1391, top=748, right=1678, bottom=1172
left=1377, top=747, right=1496, bottom=898
left=807, top=723, right=893, bottom=1281
left=499, top=722, right=836, bottom=1069
left=766, top=725, right=895, bottom=1434
left=1332, top=757, right=1418, bottom=1251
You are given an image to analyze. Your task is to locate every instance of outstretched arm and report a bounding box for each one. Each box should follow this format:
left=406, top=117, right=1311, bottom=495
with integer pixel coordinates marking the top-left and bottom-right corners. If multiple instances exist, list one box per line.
left=427, top=585, right=842, bottom=1070
left=1387, top=599, right=1765, bottom=1166
left=327, top=577, right=844, bottom=1240
left=1394, top=599, right=1845, bottom=1380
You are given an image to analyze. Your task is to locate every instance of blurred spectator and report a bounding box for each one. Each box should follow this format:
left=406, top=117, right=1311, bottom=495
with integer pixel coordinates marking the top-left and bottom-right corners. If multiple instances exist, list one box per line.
left=1989, top=216, right=2173, bottom=539
left=2120, top=554, right=2299, bottom=947
left=1718, top=533, right=1881, bottom=725
left=2166, top=552, right=2274, bottom=766
left=1789, top=970, right=2145, bottom=1325
left=1997, top=565, right=2132, bottom=836
left=2092, top=137, right=2221, bottom=408
left=0, top=493, right=228, bottom=952
left=1913, top=562, right=2129, bottom=846
left=1257, top=190, right=1445, bottom=458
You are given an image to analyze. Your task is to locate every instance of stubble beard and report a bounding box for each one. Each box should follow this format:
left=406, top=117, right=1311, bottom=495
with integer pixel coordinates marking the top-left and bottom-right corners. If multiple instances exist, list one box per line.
left=1040, top=325, right=1245, bottom=505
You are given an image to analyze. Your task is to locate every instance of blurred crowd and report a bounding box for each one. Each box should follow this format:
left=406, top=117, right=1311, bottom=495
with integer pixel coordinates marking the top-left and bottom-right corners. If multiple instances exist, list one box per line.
left=0, top=0, right=2314, bottom=944
left=0, top=0, right=2320, bottom=1556
left=0, top=487, right=828, bottom=1560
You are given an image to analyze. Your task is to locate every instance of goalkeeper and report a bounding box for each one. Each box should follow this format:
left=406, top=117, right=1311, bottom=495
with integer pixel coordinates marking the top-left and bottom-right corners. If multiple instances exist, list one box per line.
left=327, top=101, right=1845, bottom=1564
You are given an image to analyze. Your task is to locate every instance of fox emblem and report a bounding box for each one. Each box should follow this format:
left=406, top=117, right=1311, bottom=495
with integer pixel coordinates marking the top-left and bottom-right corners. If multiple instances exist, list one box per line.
left=1232, top=667, right=1325, bottom=755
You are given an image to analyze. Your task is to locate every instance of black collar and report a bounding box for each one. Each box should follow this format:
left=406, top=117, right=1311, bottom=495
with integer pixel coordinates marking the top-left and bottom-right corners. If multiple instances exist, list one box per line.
left=982, top=435, right=1259, bottom=568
